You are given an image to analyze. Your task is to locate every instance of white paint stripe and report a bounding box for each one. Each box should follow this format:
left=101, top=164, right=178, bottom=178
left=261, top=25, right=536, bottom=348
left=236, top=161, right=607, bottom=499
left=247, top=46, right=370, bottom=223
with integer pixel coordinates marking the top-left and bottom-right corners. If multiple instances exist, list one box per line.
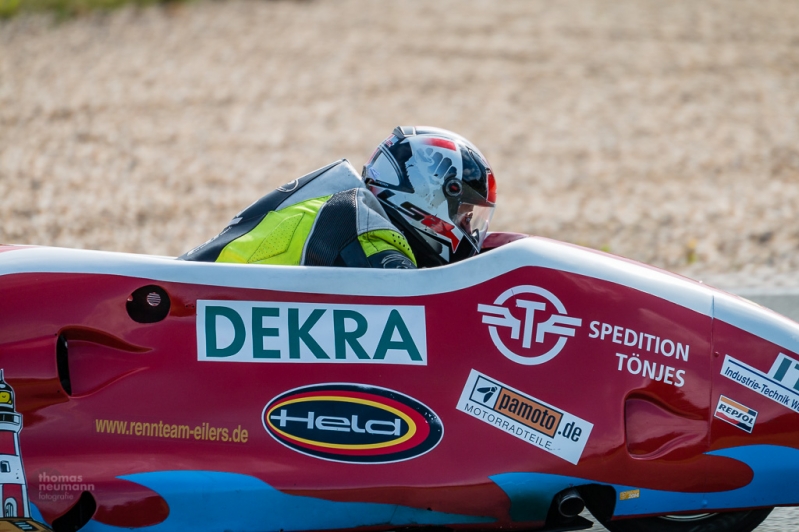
left=3, top=237, right=799, bottom=356
left=0, top=238, right=710, bottom=303
left=714, top=291, right=799, bottom=357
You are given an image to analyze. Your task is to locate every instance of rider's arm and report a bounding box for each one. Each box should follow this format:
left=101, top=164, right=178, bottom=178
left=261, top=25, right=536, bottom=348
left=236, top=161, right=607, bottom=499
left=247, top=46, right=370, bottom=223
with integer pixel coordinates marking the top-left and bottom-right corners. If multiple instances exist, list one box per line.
left=357, top=229, right=417, bottom=269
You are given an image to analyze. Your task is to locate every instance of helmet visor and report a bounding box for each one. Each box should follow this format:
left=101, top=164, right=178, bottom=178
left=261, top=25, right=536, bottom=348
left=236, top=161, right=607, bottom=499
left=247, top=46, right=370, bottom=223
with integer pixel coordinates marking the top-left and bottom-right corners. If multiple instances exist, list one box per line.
left=453, top=202, right=495, bottom=249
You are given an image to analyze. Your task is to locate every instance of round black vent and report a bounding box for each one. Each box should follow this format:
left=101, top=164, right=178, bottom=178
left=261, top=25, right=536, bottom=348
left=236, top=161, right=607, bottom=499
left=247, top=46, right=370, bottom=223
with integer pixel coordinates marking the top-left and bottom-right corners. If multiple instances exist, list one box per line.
left=126, top=285, right=170, bottom=323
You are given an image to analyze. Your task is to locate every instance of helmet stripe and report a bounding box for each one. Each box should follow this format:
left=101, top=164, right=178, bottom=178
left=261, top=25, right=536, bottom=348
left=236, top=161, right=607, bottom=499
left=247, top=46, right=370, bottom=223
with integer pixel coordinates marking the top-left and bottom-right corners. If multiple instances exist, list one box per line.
left=420, top=137, right=457, bottom=151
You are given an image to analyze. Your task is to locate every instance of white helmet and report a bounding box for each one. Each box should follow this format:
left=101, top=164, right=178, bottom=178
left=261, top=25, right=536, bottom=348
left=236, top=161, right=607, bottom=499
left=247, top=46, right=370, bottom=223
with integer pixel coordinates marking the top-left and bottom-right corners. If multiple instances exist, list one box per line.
left=363, top=126, right=497, bottom=267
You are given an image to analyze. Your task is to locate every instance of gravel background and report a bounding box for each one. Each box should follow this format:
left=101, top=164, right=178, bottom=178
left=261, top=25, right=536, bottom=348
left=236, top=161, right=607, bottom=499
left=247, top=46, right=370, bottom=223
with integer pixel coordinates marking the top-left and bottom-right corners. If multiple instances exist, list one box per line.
left=2, top=1, right=799, bottom=529
left=2, top=0, right=799, bottom=290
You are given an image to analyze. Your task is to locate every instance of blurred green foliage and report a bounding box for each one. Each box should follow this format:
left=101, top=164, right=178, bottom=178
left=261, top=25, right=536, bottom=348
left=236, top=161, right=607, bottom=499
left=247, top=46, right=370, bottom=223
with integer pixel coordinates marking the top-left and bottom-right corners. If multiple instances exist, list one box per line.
left=0, top=0, right=188, bottom=19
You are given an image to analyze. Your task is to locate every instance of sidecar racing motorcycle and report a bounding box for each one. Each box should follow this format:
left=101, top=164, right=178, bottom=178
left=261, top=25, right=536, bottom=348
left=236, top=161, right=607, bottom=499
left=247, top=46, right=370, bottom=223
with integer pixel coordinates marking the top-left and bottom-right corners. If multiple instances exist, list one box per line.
left=0, top=232, right=797, bottom=532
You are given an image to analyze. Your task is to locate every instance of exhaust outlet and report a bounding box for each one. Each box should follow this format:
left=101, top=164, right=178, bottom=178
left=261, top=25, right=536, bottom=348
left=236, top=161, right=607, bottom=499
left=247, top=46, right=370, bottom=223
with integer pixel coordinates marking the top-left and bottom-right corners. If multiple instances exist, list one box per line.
left=556, top=488, right=585, bottom=518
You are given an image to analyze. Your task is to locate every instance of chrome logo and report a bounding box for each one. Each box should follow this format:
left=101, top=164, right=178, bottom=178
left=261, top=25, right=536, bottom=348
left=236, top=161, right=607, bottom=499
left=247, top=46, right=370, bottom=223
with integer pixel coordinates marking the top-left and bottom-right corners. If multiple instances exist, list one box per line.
left=262, top=384, right=443, bottom=463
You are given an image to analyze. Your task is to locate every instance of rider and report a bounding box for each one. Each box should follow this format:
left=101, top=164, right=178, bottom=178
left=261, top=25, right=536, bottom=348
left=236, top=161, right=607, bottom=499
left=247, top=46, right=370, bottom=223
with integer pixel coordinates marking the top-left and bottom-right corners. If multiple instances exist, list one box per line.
left=179, top=126, right=497, bottom=269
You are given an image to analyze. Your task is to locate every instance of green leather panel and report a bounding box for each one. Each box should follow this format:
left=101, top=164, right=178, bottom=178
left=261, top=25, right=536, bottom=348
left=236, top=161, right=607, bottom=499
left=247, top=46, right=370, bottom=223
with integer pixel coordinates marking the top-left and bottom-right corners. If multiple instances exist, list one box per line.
left=358, top=229, right=417, bottom=266
left=216, top=195, right=330, bottom=265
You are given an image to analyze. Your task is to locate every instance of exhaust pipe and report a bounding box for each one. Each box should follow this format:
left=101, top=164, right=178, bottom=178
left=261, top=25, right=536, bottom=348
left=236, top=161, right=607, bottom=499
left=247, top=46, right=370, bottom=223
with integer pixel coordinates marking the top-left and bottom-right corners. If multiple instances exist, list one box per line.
left=556, top=488, right=585, bottom=518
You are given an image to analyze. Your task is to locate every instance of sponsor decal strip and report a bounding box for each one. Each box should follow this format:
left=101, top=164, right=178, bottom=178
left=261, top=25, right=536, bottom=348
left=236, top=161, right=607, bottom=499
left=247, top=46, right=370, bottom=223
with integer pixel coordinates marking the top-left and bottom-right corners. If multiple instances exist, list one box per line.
left=477, top=285, right=581, bottom=366
left=588, top=320, right=691, bottom=388
left=197, top=300, right=426, bottom=365
left=95, top=418, right=249, bottom=443
left=619, top=489, right=640, bottom=501
left=721, top=355, right=799, bottom=413
left=456, top=369, right=593, bottom=465
left=266, top=396, right=418, bottom=450
left=262, top=383, right=443, bottom=464
left=714, top=395, right=758, bottom=433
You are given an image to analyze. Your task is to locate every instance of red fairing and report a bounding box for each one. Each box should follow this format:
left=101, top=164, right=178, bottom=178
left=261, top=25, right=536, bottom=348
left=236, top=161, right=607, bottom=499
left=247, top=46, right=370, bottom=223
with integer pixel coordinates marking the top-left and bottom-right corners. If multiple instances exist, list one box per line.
left=481, top=232, right=527, bottom=252
left=1, top=236, right=798, bottom=530
left=0, top=245, right=29, bottom=254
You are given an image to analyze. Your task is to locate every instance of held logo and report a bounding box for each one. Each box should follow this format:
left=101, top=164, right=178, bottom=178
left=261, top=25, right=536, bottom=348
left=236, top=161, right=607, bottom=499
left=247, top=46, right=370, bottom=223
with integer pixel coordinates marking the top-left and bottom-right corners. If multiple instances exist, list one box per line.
left=262, top=384, right=443, bottom=463
left=478, top=285, right=582, bottom=365
left=197, top=301, right=426, bottom=365
left=714, top=395, right=758, bottom=433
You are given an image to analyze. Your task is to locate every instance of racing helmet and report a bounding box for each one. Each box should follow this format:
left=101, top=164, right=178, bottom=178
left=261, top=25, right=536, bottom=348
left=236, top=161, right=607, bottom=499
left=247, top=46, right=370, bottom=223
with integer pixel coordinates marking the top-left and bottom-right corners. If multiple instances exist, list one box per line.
left=363, top=126, right=497, bottom=266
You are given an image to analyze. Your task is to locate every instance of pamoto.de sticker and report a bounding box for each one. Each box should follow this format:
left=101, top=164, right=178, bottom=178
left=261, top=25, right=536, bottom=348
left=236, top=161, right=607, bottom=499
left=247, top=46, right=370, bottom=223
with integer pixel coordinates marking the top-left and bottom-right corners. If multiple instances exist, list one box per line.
left=456, top=369, right=593, bottom=465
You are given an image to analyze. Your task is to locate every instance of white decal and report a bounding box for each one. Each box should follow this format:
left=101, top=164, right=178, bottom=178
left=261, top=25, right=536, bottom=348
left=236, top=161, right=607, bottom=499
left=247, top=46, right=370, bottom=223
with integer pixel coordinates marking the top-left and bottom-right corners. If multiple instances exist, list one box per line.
left=714, top=395, right=758, bottom=433
left=722, top=354, right=799, bottom=413
left=587, top=320, right=690, bottom=361
left=197, top=301, right=426, bottom=364
left=614, top=353, right=686, bottom=387
left=768, top=353, right=799, bottom=391
left=586, top=320, right=692, bottom=387
left=478, top=285, right=582, bottom=365
left=456, top=369, right=593, bottom=464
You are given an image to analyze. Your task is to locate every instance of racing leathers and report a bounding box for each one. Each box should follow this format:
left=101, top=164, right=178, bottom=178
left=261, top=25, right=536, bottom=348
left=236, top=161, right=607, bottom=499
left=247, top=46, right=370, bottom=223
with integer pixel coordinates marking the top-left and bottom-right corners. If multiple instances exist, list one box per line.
left=179, top=160, right=417, bottom=269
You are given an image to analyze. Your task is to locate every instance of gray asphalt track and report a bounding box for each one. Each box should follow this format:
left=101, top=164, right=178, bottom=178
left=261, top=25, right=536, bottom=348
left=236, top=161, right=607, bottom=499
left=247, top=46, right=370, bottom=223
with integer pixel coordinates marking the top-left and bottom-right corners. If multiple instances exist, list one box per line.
left=737, top=290, right=799, bottom=323
left=582, top=289, right=799, bottom=531
left=583, top=507, right=797, bottom=532
left=584, top=507, right=797, bottom=532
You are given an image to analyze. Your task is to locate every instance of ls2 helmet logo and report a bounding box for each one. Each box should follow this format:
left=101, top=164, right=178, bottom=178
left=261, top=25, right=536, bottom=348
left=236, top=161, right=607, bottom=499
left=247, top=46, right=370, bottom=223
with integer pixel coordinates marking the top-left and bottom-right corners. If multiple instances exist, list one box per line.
left=478, top=285, right=582, bottom=365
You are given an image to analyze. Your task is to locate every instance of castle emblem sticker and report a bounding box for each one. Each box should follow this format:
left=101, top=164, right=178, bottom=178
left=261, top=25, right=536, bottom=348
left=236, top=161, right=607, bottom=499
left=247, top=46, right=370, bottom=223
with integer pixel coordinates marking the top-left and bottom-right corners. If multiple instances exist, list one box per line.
left=478, top=285, right=582, bottom=365
left=456, top=370, right=593, bottom=464
left=263, top=384, right=443, bottom=463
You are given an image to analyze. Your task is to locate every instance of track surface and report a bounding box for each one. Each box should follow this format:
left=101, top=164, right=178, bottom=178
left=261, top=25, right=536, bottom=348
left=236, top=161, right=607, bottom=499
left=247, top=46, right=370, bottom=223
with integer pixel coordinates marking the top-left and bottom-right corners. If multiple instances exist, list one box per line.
left=584, top=507, right=797, bottom=532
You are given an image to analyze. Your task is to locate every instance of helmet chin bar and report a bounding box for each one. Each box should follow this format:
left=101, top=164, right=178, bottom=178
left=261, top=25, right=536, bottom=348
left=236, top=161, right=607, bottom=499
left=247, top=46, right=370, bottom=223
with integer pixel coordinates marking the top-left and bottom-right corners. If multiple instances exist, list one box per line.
left=419, top=232, right=449, bottom=262
left=380, top=202, right=479, bottom=268
left=381, top=205, right=447, bottom=267
left=451, top=231, right=480, bottom=262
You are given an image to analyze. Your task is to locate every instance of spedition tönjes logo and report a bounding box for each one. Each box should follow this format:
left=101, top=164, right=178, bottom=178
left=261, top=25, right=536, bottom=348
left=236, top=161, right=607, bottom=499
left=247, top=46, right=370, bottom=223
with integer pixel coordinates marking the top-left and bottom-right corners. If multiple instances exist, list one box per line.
left=478, top=285, right=582, bottom=366
left=262, top=384, right=443, bottom=463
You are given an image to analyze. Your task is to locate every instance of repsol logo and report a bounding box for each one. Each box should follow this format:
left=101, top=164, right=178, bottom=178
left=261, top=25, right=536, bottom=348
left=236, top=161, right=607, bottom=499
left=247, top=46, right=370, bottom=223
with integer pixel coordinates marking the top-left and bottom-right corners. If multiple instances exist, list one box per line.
left=262, top=384, right=443, bottom=463
left=197, top=301, right=426, bottom=364
left=714, top=395, right=758, bottom=433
